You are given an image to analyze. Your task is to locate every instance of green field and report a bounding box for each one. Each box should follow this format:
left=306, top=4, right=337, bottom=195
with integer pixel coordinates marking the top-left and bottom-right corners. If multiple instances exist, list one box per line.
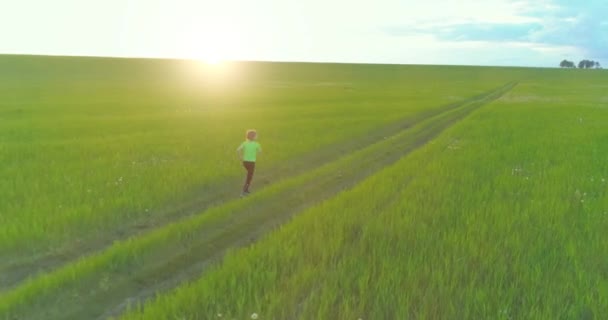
left=1, top=55, right=607, bottom=319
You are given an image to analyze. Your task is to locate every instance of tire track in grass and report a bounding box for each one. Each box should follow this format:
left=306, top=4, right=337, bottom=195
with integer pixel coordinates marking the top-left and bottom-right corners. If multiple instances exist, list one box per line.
left=0, top=82, right=517, bottom=320
left=0, top=83, right=513, bottom=291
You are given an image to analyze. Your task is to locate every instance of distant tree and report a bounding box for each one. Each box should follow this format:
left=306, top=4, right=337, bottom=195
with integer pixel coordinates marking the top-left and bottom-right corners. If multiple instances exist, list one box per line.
left=578, top=60, right=586, bottom=68
left=578, top=59, right=597, bottom=69
left=560, top=59, right=575, bottom=68
left=564, top=59, right=603, bottom=69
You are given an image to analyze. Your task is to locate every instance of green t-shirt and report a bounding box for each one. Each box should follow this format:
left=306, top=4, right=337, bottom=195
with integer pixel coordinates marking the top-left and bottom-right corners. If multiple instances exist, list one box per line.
left=238, top=140, right=262, bottom=162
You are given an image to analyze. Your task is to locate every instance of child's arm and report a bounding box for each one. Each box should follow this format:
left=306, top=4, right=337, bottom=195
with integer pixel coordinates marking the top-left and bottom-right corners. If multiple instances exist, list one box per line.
left=236, top=143, right=244, bottom=160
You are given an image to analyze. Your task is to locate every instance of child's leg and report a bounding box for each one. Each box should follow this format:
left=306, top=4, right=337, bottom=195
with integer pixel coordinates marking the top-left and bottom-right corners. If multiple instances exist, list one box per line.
left=243, top=162, right=256, bottom=192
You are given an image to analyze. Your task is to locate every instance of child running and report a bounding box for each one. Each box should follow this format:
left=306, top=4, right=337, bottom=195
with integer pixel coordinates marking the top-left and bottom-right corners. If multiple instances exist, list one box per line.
left=236, top=129, right=262, bottom=196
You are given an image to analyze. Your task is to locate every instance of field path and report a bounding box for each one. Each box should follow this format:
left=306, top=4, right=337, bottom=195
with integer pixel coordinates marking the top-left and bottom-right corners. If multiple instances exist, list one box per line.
left=0, top=82, right=517, bottom=320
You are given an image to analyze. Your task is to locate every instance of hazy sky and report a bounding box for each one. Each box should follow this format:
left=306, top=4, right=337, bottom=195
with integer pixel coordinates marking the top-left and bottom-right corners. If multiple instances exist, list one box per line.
left=1, top=0, right=606, bottom=67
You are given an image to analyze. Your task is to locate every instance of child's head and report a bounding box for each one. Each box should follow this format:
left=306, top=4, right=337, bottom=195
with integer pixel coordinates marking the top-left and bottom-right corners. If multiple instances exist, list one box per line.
left=246, top=129, right=257, bottom=141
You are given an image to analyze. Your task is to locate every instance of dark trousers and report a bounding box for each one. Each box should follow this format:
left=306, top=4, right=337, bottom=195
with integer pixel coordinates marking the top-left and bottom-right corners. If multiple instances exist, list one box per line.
left=242, top=161, right=256, bottom=192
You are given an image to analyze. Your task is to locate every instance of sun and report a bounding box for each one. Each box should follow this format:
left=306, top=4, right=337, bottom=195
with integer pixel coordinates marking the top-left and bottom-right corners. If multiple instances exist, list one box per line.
left=195, top=55, right=231, bottom=75
left=184, top=24, right=246, bottom=68
left=203, top=57, right=221, bottom=65
left=188, top=36, right=229, bottom=66
left=200, top=54, right=223, bottom=66
left=183, top=29, right=243, bottom=79
left=188, top=52, right=238, bottom=84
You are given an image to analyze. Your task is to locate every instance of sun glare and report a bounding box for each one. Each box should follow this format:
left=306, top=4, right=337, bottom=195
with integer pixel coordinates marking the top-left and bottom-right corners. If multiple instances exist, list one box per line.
left=183, top=27, right=246, bottom=82
left=205, top=58, right=221, bottom=65
left=195, top=56, right=230, bottom=75
left=187, top=53, right=240, bottom=85
left=191, top=47, right=231, bottom=70
left=188, top=34, right=230, bottom=67
left=200, top=55, right=222, bottom=66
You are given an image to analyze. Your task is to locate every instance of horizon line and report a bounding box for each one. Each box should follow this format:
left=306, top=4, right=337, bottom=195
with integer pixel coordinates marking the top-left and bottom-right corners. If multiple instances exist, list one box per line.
left=0, top=52, right=565, bottom=70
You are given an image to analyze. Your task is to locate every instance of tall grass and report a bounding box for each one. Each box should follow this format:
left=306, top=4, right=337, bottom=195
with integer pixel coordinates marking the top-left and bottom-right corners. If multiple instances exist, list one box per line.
left=0, top=84, right=505, bottom=319
left=1, top=56, right=521, bottom=258
left=121, top=69, right=608, bottom=319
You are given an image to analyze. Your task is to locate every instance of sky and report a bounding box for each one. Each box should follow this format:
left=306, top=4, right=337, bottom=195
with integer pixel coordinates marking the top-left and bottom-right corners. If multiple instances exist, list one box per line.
left=1, top=0, right=606, bottom=67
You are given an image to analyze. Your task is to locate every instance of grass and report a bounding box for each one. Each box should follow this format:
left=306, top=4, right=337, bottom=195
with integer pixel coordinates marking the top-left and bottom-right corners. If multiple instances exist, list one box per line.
left=0, top=81, right=516, bottom=319
left=3, top=55, right=607, bottom=319
left=118, top=69, right=608, bottom=319
left=1, top=55, right=520, bottom=275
